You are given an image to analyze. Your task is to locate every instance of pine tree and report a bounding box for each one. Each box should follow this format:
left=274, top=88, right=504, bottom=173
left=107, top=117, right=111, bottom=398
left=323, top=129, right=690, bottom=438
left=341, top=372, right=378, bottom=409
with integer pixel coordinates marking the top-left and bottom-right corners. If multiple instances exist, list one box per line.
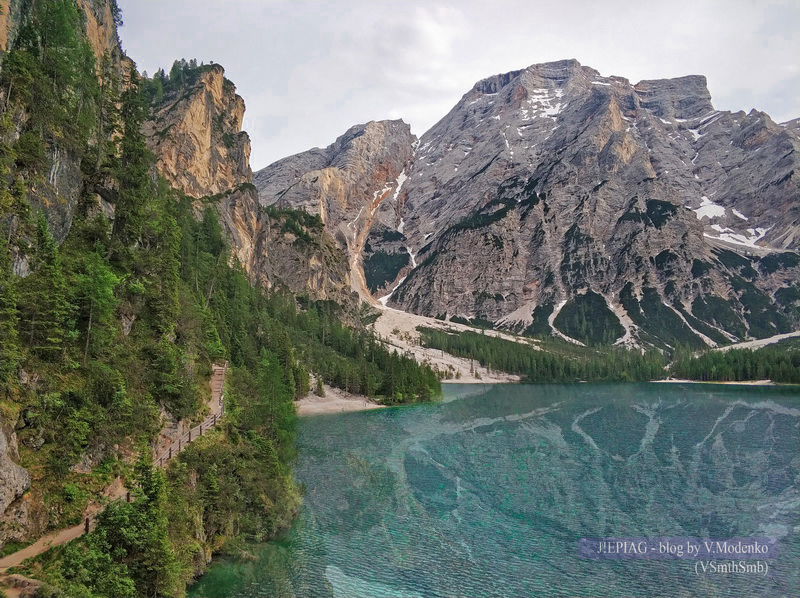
left=0, top=239, right=21, bottom=386
left=75, top=250, right=119, bottom=364
left=108, top=71, right=151, bottom=259
left=18, top=213, right=73, bottom=360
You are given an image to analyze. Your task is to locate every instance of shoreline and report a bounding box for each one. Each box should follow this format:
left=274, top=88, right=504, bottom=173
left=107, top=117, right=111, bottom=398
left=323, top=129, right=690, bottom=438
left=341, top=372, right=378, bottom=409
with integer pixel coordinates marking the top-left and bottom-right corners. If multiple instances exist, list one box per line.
left=651, top=378, right=776, bottom=386
left=295, top=384, right=386, bottom=416
left=371, top=307, right=522, bottom=384
left=296, top=377, right=792, bottom=416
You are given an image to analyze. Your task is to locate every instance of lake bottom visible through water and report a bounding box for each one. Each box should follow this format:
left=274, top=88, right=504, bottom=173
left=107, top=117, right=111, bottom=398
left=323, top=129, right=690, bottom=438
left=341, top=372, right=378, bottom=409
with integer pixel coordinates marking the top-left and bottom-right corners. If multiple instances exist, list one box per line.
left=190, top=383, right=800, bottom=597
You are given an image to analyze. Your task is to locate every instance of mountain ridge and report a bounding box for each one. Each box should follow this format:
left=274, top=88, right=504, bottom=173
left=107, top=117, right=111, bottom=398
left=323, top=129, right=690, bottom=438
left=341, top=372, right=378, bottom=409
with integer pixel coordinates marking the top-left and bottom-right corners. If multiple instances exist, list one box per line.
left=255, top=59, right=800, bottom=349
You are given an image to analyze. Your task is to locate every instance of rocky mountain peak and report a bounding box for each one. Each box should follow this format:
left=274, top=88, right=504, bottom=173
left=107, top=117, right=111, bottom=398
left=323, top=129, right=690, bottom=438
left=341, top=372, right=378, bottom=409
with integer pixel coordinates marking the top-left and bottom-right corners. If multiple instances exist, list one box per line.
left=255, top=60, right=799, bottom=349
left=634, top=74, right=713, bottom=120
left=255, top=119, right=415, bottom=300
left=256, top=119, right=414, bottom=217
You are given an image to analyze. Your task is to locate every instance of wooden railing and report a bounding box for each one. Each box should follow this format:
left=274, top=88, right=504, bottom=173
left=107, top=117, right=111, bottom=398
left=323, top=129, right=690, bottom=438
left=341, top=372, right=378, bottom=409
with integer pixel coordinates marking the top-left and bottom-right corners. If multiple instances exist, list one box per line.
left=155, top=361, right=227, bottom=467
left=0, top=362, right=229, bottom=575
left=154, top=402, right=225, bottom=467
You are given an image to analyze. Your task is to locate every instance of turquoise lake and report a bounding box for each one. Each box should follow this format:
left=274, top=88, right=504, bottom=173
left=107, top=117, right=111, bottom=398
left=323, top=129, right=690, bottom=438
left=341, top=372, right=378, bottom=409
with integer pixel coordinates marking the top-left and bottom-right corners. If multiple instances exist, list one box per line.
left=190, top=383, right=800, bottom=597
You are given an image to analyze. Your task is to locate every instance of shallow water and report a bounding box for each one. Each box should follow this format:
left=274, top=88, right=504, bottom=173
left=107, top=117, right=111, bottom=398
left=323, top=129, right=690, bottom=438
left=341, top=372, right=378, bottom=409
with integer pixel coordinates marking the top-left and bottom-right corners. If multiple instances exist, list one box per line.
left=190, top=383, right=800, bottom=597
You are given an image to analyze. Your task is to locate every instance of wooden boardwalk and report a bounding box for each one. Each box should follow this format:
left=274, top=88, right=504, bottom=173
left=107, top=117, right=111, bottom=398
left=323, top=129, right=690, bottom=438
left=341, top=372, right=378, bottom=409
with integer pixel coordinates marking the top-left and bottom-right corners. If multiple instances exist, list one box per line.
left=154, top=362, right=227, bottom=467
left=0, top=362, right=228, bottom=576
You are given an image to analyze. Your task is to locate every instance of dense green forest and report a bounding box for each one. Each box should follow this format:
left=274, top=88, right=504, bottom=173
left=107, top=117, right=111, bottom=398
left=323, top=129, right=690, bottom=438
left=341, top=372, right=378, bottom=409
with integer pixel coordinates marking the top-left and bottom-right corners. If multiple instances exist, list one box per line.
left=671, top=346, right=800, bottom=383
left=420, top=327, right=800, bottom=384
left=0, top=2, right=438, bottom=595
left=419, top=328, right=668, bottom=382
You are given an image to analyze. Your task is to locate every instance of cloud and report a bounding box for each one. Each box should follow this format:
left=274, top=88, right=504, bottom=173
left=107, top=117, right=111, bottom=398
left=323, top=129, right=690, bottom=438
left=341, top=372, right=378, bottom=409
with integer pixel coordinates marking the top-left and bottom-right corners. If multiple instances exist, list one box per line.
left=118, top=0, right=800, bottom=169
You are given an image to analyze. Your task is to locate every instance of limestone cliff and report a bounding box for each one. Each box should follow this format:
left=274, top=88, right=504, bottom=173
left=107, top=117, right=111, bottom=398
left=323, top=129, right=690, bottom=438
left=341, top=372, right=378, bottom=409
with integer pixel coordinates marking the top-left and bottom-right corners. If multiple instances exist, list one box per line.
left=144, top=64, right=358, bottom=306
left=143, top=64, right=263, bottom=276
left=76, top=0, right=121, bottom=72
left=255, top=120, right=415, bottom=299
left=143, top=65, right=251, bottom=198
left=255, top=60, right=800, bottom=349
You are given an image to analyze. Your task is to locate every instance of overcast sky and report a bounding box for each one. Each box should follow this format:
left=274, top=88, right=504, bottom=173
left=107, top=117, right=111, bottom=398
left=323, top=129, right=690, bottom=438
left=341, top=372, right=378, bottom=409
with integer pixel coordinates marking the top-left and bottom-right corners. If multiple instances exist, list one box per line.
left=119, top=0, right=799, bottom=171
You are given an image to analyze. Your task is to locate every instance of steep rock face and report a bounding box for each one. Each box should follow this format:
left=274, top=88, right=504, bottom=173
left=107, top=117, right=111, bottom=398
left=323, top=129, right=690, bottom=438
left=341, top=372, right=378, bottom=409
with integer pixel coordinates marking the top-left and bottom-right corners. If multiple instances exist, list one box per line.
left=256, top=60, right=799, bottom=348
left=258, top=211, right=352, bottom=301
left=255, top=120, right=415, bottom=298
left=1, top=0, right=124, bottom=245
left=390, top=60, right=800, bottom=346
left=144, top=65, right=357, bottom=306
left=0, top=0, right=25, bottom=61
left=143, top=65, right=263, bottom=277
left=144, top=65, right=251, bottom=198
left=0, top=421, right=31, bottom=544
left=76, top=0, right=121, bottom=69
left=400, top=60, right=799, bottom=254
left=1, top=0, right=121, bottom=64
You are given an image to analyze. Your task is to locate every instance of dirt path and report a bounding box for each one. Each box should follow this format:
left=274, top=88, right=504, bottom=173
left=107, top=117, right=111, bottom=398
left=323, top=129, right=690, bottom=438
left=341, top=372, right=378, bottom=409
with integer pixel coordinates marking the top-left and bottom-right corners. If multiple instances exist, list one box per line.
left=0, top=363, right=228, bottom=585
left=0, top=523, right=87, bottom=573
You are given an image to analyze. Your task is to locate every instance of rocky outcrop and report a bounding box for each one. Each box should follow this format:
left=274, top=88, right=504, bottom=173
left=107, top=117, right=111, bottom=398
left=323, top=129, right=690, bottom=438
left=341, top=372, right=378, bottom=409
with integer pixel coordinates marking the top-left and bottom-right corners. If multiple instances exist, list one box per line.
left=143, top=64, right=359, bottom=306
left=255, top=120, right=415, bottom=299
left=76, top=0, right=121, bottom=68
left=0, top=0, right=24, bottom=61
left=633, top=75, right=713, bottom=120
left=144, top=65, right=252, bottom=198
left=258, top=210, right=352, bottom=301
left=0, top=420, right=31, bottom=544
left=143, top=65, right=264, bottom=278
left=255, top=60, right=800, bottom=348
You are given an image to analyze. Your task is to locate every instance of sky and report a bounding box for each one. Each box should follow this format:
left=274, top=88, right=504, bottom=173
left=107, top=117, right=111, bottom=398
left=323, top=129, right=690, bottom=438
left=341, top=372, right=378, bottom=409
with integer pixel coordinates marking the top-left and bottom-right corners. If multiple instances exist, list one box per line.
left=119, top=0, right=800, bottom=171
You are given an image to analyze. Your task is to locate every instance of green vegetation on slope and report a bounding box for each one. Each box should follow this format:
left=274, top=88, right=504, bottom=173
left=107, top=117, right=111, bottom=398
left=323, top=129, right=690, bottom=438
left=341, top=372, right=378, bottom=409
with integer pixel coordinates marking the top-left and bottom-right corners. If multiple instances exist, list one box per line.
left=552, top=291, right=624, bottom=346
left=363, top=250, right=409, bottom=293
left=419, top=328, right=668, bottom=382
left=420, top=327, right=800, bottom=385
left=0, top=3, right=439, bottom=594
left=671, top=346, right=800, bottom=383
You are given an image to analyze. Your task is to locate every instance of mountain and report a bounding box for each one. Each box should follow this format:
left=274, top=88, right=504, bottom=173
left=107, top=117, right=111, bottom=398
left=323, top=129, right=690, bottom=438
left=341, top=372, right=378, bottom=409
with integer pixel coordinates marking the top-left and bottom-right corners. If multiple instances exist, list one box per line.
left=143, top=64, right=357, bottom=306
left=255, top=59, right=800, bottom=349
left=255, top=119, right=414, bottom=299
left=0, top=5, right=438, bottom=588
